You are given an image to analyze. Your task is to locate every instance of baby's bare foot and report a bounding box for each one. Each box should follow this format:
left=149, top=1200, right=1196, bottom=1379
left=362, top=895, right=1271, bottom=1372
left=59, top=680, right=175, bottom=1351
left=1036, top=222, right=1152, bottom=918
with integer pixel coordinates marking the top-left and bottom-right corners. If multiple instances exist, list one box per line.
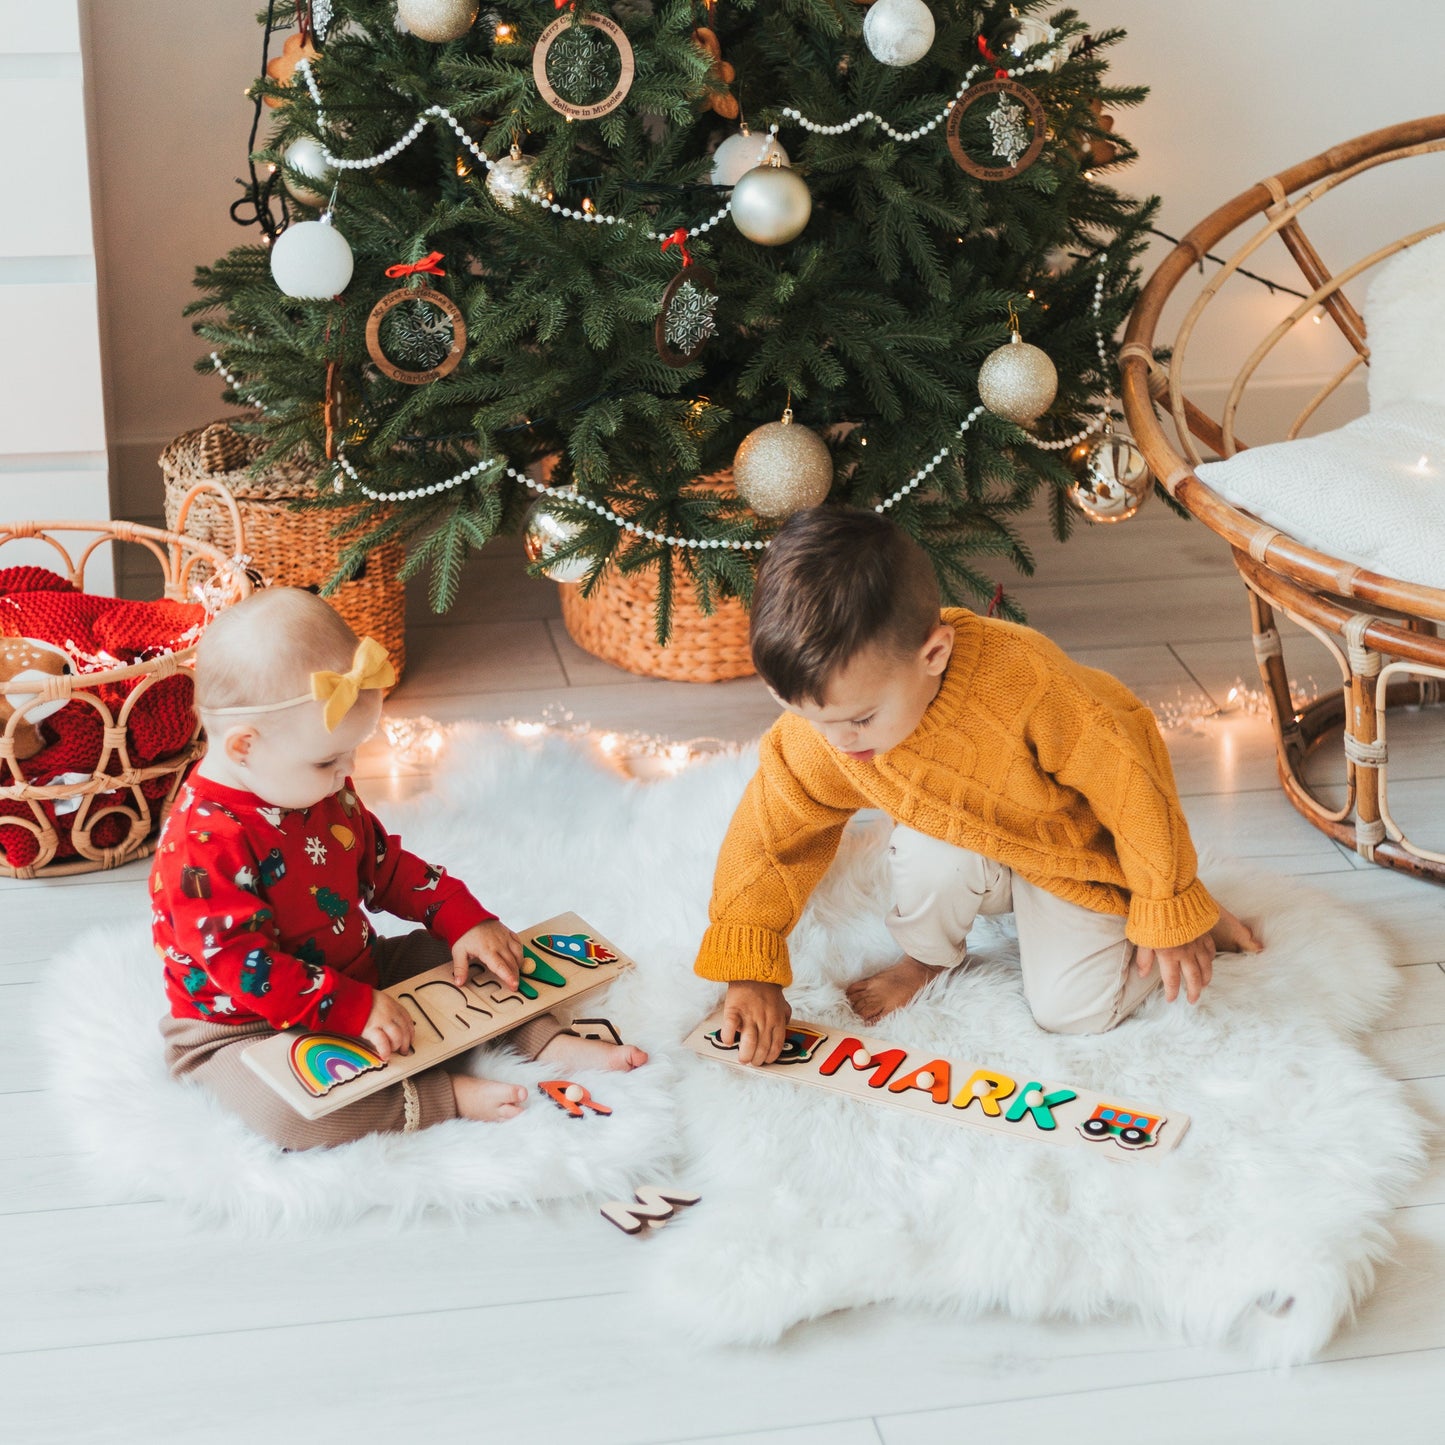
left=451, top=1074, right=528, bottom=1122
left=1211, top=906, right=1263, bottom=954
left=536, top=1033, right=649, bottom=1072
left=845, top=957, right=942, bottom=1025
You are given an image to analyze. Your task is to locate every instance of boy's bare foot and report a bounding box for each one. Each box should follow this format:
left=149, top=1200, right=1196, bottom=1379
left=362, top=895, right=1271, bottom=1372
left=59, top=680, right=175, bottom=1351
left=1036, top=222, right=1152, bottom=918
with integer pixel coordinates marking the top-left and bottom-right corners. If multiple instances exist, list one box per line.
left=536, top=1033, right=649, bottom=1072
left=451, top=1074, right=528, bottom=1122
left=1211, top=906, right=1263, bottom=955
left=845, top=956, right=943, bottom=1026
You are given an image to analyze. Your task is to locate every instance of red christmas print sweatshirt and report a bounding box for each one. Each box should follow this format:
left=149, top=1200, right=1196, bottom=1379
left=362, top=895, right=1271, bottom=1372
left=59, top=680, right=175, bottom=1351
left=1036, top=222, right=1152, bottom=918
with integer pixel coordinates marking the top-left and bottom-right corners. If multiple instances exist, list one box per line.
left=151, top=773, right=493, bottom=1036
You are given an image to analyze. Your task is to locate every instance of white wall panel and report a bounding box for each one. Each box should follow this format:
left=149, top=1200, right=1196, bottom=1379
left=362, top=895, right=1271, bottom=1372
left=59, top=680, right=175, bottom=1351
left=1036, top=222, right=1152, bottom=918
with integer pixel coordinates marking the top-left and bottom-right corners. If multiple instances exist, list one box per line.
left=0, top=79, right=94, bottom=258
left=0, top=284, right=107, bottom=453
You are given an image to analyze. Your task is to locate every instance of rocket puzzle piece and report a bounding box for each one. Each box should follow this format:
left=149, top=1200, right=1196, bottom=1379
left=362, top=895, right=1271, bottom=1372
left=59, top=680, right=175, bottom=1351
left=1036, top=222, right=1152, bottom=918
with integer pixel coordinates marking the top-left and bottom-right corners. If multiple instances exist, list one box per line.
left=531, top=933, right=617, bottom=967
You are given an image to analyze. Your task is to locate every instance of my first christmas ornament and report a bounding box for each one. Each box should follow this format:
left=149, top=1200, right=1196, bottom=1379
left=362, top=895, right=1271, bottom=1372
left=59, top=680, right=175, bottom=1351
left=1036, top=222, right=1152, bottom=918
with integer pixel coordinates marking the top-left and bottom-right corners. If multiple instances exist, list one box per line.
left=365, top=252, right=466, bottom=384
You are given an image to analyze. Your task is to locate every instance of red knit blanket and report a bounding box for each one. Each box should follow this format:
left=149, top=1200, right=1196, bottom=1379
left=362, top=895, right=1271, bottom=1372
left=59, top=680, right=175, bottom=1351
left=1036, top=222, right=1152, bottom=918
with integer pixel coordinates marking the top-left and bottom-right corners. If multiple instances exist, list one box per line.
left=0, top=567, right=208, bottom=867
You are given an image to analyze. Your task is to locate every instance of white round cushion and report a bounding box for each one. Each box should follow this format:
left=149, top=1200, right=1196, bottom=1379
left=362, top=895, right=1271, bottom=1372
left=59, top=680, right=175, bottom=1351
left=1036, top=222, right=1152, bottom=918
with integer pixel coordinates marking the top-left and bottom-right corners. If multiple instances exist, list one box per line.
left=1196, top=401, right=1445, bottom=590
left=1364, top=228, right=1445, bottom=410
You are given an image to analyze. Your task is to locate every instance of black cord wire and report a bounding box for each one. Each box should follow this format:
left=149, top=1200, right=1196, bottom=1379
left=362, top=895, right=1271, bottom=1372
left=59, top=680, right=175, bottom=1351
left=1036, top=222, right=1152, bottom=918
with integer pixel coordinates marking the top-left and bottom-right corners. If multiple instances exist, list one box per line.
left=229, top=2, right=291, bottom=241
left=1146, top=225, right=1310, bottom=301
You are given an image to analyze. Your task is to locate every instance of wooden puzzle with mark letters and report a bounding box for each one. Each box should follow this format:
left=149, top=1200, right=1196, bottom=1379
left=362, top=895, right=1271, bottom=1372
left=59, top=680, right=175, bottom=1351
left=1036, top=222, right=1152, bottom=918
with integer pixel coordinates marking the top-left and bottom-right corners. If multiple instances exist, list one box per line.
left=684, top=1014, right=1188, bottom=1159
left=244, top=912, right=632, bottom=1120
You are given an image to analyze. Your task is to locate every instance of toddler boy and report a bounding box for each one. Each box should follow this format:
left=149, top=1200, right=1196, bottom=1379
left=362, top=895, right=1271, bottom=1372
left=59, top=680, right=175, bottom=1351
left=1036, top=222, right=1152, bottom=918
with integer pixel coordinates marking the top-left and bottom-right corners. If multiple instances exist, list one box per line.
left=699, top=508, right=1259, bottom=1064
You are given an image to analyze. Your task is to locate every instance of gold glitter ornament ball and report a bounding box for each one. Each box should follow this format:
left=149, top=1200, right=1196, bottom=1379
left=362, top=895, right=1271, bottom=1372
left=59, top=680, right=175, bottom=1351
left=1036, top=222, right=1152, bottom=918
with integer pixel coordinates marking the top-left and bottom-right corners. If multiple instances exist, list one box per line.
left=977, top=332, right=1058, bottom=425
left=522, top=497, right=593, bottom=582
left=1065, top=430, right=1153, bottom=523
left=395, top=0, right=478, bottom=43
left=732, top=412, right=833, bottom=518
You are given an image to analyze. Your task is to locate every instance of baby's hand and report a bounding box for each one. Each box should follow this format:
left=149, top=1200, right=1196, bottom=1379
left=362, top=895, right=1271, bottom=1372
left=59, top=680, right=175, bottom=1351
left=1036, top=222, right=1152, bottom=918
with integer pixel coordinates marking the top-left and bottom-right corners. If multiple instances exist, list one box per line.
left=361, top=989, right=414, bottom=1061
left=452, top=919, right=525, bottom=989
left=719, top=980, right=792, bottom=1066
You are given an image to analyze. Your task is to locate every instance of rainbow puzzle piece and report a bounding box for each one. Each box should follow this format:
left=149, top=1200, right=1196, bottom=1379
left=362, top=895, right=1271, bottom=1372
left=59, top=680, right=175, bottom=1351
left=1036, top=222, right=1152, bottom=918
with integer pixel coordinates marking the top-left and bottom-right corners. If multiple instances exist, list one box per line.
left=289, top=1034, right=385, bottom=1098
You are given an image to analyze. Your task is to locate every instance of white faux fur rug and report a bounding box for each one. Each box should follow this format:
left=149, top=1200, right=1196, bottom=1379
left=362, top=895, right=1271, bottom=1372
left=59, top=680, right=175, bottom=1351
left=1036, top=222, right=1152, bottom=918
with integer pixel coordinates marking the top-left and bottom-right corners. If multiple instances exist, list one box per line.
left=43, top=728, right=1424, bottom=1362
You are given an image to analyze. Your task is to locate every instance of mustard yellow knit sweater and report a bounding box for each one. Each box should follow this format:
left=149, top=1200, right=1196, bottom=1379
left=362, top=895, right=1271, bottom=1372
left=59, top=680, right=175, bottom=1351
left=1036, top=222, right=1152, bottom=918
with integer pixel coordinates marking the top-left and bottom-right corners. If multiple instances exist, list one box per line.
left=695, top=608, right=1219, bottom=986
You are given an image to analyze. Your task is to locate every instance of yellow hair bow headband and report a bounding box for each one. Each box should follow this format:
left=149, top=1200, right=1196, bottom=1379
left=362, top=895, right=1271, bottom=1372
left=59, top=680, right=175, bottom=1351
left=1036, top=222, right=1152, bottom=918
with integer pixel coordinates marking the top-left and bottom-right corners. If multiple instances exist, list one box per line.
left=311, top=638, right=398, bottom=731
left=205, top=636, right=397, bottom=729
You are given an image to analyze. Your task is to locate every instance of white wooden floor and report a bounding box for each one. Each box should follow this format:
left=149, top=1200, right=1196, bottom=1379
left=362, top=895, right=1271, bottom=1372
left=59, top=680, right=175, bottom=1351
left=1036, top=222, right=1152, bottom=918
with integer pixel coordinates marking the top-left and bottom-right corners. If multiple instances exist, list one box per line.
left=4, top=504, right=1444, bottom=1445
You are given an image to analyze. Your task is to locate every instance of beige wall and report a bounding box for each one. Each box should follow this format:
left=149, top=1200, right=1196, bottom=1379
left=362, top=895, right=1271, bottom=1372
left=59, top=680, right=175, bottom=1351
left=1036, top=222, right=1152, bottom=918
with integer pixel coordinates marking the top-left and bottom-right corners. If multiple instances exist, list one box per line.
left=80, top=0, right=1445, bottom=523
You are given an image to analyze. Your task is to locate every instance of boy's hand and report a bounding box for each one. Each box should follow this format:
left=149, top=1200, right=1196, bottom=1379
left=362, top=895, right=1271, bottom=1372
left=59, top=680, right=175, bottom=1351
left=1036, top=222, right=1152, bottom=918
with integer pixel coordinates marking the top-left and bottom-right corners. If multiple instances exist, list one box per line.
left=718, top=980, right=792, bottom=1066
left=451, top=919, right=525, bottom=989
left=1136, top=932, right=1215, bottom=1005
left=361, top=989, right=414, bottom=1061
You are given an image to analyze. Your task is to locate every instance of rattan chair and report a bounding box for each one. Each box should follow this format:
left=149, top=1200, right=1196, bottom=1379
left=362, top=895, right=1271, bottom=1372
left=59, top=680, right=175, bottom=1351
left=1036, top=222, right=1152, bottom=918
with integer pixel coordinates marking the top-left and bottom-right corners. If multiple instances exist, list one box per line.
left=1121, top=114, right=1445, bottom=882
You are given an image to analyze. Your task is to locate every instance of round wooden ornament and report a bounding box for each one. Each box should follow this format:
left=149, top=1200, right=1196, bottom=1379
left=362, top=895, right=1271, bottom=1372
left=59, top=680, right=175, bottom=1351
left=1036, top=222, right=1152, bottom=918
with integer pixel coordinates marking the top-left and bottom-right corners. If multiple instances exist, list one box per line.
left=655, top=265, right=718, bottom=368
left=364, top=285, right=466, bottom=385
left=532, top=12, right=636, bottom=121
left=324, top=360, right=344, bottom=459
left=945, top=77, right=1047, bottom=181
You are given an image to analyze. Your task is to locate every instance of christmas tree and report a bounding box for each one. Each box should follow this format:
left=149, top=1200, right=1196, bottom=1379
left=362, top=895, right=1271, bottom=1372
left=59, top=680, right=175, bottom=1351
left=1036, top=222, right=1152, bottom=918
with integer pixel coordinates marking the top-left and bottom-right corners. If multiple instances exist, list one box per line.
left=191, top=1, right=1154, bottom=638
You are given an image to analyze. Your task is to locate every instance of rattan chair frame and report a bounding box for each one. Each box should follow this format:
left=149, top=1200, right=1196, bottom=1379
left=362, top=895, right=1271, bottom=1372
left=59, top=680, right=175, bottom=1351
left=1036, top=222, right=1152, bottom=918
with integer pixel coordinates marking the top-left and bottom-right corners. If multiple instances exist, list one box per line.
left=0, top=484, right=251, bottom=879
left=1121, top=113, right=1445, bottom=882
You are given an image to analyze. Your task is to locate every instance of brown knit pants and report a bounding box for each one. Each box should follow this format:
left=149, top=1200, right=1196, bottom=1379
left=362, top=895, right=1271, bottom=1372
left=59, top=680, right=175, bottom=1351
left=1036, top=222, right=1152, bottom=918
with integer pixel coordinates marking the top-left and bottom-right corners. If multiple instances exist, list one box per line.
left=160, top=930, right=567, bottom=1151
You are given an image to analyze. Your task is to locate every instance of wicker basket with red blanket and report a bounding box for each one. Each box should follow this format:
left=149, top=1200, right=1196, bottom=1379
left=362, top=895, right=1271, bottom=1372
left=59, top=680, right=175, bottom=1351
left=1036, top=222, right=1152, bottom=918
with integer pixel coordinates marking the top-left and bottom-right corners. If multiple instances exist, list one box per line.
left=0, top=494, right=250, bottom=878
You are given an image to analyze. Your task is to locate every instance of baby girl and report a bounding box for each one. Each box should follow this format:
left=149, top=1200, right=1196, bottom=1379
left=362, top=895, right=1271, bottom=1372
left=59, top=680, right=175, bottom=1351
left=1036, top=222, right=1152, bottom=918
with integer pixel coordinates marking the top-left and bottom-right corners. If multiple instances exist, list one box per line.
left=153, top=586, right=645, bottom=1150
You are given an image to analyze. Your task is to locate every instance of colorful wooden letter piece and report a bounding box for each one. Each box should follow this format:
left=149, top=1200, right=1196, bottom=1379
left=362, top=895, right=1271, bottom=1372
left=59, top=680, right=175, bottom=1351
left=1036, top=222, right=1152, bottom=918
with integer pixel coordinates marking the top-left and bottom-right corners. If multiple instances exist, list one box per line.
left=706, top=1023, right=829, bottom=1065
left=600, top=1185, right=701, bottom=1236
left=539, top=1079, right=612, bottom=1119
left=517, top=946, right=569, bottom=999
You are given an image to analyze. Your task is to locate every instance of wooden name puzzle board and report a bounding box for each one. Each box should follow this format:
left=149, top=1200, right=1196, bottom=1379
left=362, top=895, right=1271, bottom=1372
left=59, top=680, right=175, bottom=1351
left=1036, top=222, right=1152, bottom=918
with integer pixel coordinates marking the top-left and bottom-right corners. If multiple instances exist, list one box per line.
left=684, top=1014, right=1188, bottom=1160
left=244, top=912, right=632, bottom=1121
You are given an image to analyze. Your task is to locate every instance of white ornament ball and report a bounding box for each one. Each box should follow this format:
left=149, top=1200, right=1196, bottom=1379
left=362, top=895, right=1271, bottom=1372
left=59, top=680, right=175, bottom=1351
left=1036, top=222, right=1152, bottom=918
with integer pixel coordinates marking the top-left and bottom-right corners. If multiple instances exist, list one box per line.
left=732, top=414, right=833, bottom=518
left=1065, top=432, right=1153, bottom=524
left=269, top=216, right=354, bottom=299
left=730, top=163, right=812, bottom=247
left=977, top=333, right=1058, bottom=425
left=522, top=496, right=593, bottom=583
left=863, top=0, right=936, bottom=68
left=1009, top=15, right=1068, bottom=72
left=395, top=0, right=478, bottom=43
left=282, top=135, right=333, bottom=206
left=710, top=130, right=789, bottom=188
left=486, top=153, right=534, bottom=211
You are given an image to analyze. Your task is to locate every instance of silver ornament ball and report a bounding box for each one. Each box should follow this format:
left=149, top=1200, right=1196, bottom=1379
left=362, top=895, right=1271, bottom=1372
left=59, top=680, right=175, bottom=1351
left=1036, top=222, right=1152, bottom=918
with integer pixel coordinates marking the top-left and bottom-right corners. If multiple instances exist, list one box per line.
left=1066, top=432, right=1153, bottom=523
left=732, top=414, right=833, bottom=518
left=395, top=0, right=478, bottom=43
left=863, top=0, right=936, bottom=68
left=710, top=129, right=790, bottom=188
left=977, top=333, right=1058, bottom=425
left=281, top=135, right=333, bottom=206
left=269, top=216, right=354, bottom=299
left=523, top=497, right=593, bottom=583
left=730, top=162, right=812, bottom=246
left=486, top=152, right=534, bottom=211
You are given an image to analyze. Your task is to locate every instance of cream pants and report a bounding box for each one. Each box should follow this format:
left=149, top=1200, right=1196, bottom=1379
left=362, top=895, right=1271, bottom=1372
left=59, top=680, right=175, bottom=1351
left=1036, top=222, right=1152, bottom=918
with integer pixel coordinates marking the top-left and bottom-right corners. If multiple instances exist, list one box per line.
left=885, top=824, right=1161, bottom=1035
